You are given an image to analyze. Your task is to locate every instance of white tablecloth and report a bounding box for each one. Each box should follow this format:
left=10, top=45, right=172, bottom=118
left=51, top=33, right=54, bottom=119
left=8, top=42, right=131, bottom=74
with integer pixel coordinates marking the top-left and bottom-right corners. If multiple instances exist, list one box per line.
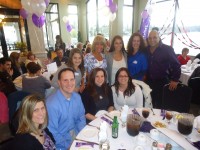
left=179, top=64, right=200, bottom=85
left=70, top=108, right=200, bottom=150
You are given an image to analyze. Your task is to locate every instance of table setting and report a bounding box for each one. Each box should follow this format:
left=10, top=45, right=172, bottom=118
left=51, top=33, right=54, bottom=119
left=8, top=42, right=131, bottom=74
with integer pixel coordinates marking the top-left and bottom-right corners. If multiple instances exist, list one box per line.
left=70, top=107, right=200, bottom=150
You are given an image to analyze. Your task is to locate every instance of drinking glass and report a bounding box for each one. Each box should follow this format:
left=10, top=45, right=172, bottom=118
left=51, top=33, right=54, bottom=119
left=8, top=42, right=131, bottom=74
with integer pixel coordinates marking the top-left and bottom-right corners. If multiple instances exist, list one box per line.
left=142, top=108, right=150, bottom=120
left=126, top=114, right=144, bottom=136
left=120, top=113, right=127, bottom=128
left=165, top=111, right=173, bottom=124
left=177, top=113, right=194, bottom=136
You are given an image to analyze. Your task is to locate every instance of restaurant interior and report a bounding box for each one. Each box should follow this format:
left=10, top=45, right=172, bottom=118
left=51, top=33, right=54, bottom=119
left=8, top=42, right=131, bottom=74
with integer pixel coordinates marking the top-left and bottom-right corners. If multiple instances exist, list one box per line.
left=0, top=0, right=200, bottom=149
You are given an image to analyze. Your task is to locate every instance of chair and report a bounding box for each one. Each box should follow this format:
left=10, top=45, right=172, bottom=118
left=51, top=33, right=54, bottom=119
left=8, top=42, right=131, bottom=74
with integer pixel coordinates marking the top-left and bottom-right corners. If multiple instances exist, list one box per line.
left=162, top=83, right=192, bottom=113
left=7, top=91, right=30, bottom=120
left=188, top=77, right=200, bottom=105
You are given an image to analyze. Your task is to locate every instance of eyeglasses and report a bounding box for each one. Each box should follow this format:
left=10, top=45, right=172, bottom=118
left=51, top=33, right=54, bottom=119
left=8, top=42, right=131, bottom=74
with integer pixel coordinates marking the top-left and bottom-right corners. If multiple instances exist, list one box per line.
left=118, top=75, right=128, bottom=78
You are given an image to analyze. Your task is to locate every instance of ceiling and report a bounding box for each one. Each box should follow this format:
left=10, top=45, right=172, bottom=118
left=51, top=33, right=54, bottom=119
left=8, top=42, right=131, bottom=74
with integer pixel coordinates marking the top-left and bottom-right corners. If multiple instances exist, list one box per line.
left=0, top=0, right=22, bottom=9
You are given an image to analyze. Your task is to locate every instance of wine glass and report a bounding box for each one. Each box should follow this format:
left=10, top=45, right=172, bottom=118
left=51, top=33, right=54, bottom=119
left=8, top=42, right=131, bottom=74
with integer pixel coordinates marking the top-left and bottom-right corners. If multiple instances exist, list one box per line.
left=165, top=111, right=173, bottom=124
left=142, top=108, right=150, bottom=121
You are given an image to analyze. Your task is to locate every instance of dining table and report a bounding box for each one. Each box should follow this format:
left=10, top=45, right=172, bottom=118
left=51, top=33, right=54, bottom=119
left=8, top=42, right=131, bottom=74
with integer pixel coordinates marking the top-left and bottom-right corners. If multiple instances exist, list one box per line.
left=69, top=108, right=200, bottom=150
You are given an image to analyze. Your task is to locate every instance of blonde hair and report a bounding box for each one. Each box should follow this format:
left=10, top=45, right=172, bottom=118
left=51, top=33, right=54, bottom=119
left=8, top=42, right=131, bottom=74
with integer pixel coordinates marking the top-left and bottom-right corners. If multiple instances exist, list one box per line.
left=17, top=94, right=48, bottom=135
left=91, top=35, right=106, bottom=53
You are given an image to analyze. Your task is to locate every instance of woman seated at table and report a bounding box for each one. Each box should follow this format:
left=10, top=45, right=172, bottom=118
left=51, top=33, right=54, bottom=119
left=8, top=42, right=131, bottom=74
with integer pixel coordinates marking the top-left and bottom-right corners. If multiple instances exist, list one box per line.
left=81, top=68, right=114, bottom=123
left=25, top=51, right=43, bottom=67
left=51, top=48, right=85, bottom=93
left=5, top=94, right=55, bottom=150
left=111, top=67, right=143, bottom=110
left=177, top=48, right=190, bottom=65
left=22, top=62, right=51, bottom=98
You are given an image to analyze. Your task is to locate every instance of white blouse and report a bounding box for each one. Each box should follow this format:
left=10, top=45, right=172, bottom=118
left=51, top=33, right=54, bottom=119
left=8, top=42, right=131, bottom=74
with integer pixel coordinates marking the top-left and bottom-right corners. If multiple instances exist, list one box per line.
left=111, top=84, right=143, bottom=110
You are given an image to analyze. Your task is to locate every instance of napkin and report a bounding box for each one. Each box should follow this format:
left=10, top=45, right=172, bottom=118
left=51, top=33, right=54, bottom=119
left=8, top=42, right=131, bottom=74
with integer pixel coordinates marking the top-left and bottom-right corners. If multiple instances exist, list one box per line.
left=186, top=60, right=192, bottom=67
left=100, top=116, right=113, bottom=125
left=140, top=121, right=155, bottom=133
left=192, top=141, right=200, bottom=149
left=98, top=121, right=107, bottom=143
left=132, top=108, right=140, bottom=116
left=75, top=142, right=94, bottom=148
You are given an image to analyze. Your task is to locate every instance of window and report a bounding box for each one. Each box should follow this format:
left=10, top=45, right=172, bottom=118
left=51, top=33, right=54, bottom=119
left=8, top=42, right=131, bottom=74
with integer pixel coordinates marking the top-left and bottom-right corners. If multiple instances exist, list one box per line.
left=43, top=3, right=60, bottom=50
left=123, top=0, right=134, bottom=47
left=68, top=5, right=78, bottom=44
left=87, top=0, right=109, bottom=43
left=149, top=0, right=200, bottom=56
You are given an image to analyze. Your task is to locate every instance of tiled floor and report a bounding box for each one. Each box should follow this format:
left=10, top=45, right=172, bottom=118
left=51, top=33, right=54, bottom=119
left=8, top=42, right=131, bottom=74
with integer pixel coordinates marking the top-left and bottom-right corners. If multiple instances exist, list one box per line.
left=0, top=103, right=200, bottom=143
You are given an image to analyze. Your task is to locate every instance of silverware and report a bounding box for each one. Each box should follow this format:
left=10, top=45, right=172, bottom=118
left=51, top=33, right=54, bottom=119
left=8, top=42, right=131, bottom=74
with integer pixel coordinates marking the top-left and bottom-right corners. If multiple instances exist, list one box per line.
left=151, top=108, right=155, bottom=115
left=75, top=138, right=99, bottom=145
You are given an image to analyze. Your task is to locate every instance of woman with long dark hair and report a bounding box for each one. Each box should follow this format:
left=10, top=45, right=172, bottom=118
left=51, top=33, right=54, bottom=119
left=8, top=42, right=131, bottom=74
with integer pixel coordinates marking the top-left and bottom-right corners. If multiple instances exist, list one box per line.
left=81, top=68, right=114, bottom=123
left=112, top=67, right=143, bottom=110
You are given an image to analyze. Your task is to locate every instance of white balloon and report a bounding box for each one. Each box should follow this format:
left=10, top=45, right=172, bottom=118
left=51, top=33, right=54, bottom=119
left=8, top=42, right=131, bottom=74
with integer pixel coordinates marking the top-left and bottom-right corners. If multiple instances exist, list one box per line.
left=109, top=12, right=116, bottom=22
left=102, top=6, right=110, bottom=16
left=21, top=0, right=31, bottom=13
left=31, top=0, right=46, bottom=17
left=62, top=16, right=69, bottom=23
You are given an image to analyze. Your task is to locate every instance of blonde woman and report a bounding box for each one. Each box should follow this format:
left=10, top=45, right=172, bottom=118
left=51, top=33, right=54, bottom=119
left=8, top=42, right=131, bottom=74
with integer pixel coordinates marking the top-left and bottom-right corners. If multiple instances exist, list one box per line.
left=84, top=35, right=107, bottom=78
left=6, top=94, right=55, bottom=150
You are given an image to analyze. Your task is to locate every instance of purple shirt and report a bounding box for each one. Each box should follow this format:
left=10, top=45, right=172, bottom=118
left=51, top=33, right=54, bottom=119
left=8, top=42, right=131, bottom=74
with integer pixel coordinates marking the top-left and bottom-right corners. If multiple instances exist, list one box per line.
left=146, top=42, right=181, bottom=81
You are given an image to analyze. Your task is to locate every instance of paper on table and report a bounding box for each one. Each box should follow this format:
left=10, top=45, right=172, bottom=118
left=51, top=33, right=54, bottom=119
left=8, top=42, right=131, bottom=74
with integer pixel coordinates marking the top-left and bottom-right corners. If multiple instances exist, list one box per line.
left=46, top=62, right=57, bottom=74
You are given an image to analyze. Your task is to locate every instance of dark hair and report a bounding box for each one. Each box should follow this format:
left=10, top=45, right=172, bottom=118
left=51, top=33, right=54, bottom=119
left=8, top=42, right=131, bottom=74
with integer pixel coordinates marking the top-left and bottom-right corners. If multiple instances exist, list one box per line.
left=67, top=48, right=85, bottom=77
left=109, top=35, right=126, bottom=53
left=113, top=67, right=135, bottom=97
left=0, top=57, right=11, bottom=65
left=55, top=35, right=63, bottom=44
left=87, top=68, right=108, bottom=100
left=182, top=48, right=189, bottom=54
left=26, top=62, right=41, bottom=74
left=58, top=68, right=75, bottom=80
left=127, top=32, right=146, bottom=56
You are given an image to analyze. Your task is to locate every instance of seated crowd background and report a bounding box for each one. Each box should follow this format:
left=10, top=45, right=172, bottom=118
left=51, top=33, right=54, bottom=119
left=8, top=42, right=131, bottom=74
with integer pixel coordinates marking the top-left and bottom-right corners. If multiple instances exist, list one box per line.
left=0, top=30, right=199, bottom=150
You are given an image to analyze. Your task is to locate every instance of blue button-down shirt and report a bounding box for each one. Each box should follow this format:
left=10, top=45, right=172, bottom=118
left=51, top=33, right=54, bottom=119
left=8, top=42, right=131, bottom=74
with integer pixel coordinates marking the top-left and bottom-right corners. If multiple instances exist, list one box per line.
left=46, top=89, right=86, bottom=150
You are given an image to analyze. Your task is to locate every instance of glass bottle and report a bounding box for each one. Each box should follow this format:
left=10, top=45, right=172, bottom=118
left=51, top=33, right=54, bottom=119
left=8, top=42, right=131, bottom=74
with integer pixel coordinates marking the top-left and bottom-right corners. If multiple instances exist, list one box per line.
left=112, top=116, right=118, bottom=138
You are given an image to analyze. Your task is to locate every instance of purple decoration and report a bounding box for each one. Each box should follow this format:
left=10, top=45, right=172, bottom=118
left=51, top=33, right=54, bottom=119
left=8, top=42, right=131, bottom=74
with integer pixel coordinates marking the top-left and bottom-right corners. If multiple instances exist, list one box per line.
left=105, top=0, right=113, bottom=7
left=139, top=15, right=150, bottom=39
left=32, top=13, right=45, bottom=28
left=66, top=24, right=72, bottom=32
left=141, top=10, right=149, bottom=19
left=44, top=0, right=50, bottom=6
left=109, top=3, right=117, bottom=13
left=19, top=8, right=28, bottom=19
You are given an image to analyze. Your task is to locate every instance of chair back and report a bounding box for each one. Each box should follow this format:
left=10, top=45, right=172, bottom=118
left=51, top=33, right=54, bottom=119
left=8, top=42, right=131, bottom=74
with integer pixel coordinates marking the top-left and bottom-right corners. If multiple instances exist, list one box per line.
left=162, top=83, right=192, bottom=113
left=188, top=77, right=200, bottom=104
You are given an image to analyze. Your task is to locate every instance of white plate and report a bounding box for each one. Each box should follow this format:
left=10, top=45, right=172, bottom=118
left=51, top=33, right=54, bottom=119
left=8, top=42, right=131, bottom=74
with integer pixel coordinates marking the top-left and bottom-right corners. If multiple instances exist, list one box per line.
left=82, top=128, right=98, bottom=138
left=108, top=110, right=121, bottom=119
left=77, top=145, right=93, bottom=150
left=152, top=121, right=167, bottom=128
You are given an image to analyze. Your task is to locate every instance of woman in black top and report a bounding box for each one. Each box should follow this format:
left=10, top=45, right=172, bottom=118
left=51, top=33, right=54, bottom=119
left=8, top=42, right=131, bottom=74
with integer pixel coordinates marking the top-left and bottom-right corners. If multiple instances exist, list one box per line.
left=81, top=68, right=114, bottom=123
left=4, top=94, right=55, bottom=150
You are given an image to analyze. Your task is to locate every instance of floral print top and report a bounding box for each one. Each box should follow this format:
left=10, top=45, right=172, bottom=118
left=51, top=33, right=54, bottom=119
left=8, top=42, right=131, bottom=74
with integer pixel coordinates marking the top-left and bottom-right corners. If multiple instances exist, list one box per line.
left=84, top=53, right=107, bottom=73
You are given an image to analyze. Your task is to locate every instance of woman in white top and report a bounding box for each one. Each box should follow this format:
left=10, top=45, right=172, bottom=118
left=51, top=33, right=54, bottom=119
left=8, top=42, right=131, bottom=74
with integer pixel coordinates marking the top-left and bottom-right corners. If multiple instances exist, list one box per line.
left=51, top=48, right=85, bottom=93
left=111, top=67, right=143, bottom=110
left=106, top=35, right=127, bottom=85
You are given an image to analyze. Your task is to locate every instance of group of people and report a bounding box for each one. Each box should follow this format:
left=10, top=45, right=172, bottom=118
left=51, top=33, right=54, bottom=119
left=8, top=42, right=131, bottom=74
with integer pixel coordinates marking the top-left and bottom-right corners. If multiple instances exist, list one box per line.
left=0, top=30, right=183, bottom=150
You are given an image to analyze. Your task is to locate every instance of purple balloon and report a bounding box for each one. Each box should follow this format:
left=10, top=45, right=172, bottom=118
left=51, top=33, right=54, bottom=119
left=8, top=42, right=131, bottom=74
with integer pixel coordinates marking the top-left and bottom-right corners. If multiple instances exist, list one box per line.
left=44, top=0, right=50, bottom=7
left=109, top=3, right=117, bottom=13
left=19, top=8, right=28, bottom=19
left=32, top=13, right=45, bottom=28
left=66, top=24, right=72, bottom=32
left=105, top=0, right=113, bottom=7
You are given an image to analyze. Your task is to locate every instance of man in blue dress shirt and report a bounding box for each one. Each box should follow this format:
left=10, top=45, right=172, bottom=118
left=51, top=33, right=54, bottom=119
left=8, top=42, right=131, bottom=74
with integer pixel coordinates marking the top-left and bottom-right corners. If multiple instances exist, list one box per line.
left=146, top=30, right=181, bottom=108
left=46, top=68, right=86, bottom=150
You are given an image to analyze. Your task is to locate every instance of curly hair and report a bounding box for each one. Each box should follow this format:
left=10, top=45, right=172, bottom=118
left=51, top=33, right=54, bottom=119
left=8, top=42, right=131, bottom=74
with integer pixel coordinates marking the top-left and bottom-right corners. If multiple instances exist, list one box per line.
left=91, top=35, right=106, bottom=53
left=127, top=32, right=146, bottom=56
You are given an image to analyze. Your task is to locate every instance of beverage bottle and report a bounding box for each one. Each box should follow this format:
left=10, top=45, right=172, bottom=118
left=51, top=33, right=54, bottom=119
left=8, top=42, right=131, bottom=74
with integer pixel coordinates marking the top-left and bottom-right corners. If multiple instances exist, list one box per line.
left=112, top=116, right=118, bottom=138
